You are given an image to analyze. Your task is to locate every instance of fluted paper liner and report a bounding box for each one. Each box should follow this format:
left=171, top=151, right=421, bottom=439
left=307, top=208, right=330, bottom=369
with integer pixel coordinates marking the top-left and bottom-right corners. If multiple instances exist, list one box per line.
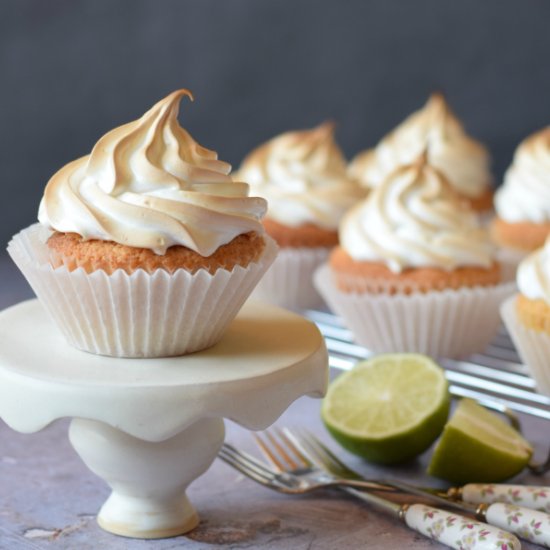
left=315, top=264, right=516, bottom=359
left=8, top=225, right=277, bottom=358
left=250, top=246, right=330, bottom=311
left=501, top=295, right=550, bottom=396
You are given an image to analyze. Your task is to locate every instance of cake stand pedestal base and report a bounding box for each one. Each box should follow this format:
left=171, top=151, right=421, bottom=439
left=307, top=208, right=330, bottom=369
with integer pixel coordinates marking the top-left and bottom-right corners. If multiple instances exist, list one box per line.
left=0, top=300, right=328, bottom=539
left=70, top=417, right=225, bottom=538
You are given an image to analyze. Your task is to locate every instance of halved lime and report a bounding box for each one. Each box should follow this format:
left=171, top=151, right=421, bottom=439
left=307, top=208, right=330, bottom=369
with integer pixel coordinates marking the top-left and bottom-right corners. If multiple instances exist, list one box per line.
left=321, top=354, right=450, bottom=464
left=428, top=398, right=533, bottom=483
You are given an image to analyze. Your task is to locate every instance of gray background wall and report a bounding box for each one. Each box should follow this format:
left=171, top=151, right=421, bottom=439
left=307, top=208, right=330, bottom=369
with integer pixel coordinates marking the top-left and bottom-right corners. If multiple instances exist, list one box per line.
left=1, top=0, right=550, bottom=247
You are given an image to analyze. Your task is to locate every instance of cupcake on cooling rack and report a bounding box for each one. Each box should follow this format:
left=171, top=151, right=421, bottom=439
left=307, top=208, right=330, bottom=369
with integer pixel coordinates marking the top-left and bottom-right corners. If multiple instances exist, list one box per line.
left=501, top=239, right=550, bottom=396
left=349, top=93, right=493, bottom=213
left=316, top=152, right=515, bottom=359
left=491, top=127, right=550, bottom=278
left=8, top=89, right=277, bottom=358
left=237, top=122, right=365, bottom=310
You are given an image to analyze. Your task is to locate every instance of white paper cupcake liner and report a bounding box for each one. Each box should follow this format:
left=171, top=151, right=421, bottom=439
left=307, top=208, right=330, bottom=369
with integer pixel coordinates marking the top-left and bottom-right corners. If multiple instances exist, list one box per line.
left=501, top=295, right=550, bottom=396
left=8, top=224, right=277, bottom=358
left=315, top=264, right=516, bottom=359
left=250, top=246, right=330, bottom=311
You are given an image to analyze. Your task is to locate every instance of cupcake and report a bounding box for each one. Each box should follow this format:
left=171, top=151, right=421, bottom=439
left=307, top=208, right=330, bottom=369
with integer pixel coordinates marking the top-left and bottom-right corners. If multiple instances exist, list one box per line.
left=8, top=89, right=277, bottom=358
left=501, top=239, right=550, bottom=395
left=491, top=127, right=550, bottom=278
left=316, top=153, right=515, bottom=358
left=237, top=122, right=365, bottom=310
left=349, top=93, right=493, bottom=213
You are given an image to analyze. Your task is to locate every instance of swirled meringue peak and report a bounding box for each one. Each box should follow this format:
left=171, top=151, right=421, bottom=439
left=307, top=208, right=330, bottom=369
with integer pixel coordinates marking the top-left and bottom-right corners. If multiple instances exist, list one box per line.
left=237, top=122, right=365, bottom=230
left=349, top=93, right=492, bottom=199
left=495, top=127, right=550, bottom=223
left=341, top=153, right=495, bottom=273
left=517, top=238, right=550, bottom=302
left=38, top=89, right=267, bottom=256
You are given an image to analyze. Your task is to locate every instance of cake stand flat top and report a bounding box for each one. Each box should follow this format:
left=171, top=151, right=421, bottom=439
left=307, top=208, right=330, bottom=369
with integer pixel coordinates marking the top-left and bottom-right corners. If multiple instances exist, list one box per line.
left=0, top=300, right=328, bottom=441
left=0, top=299, right=323, bottom=386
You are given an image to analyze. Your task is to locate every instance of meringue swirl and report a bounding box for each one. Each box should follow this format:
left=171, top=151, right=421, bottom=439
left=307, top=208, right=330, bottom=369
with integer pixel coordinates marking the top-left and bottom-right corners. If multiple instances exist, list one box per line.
left=340, top=154, right=495, bottom=273
left=349, top=93, right=492, bottom=199
left=237, top=122, right=364, bottom=230
left=494, top=127, right=550, bottom=223
left=38, top=89, right=267, bottom=256
left=517, top=239, right=550, bottom=302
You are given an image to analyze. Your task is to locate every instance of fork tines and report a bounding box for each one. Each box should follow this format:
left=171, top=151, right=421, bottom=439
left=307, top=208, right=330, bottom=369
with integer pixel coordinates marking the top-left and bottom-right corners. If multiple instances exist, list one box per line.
left=253, top=427, right=313, bottom=473
left=218, top=443, right=278, bottom=485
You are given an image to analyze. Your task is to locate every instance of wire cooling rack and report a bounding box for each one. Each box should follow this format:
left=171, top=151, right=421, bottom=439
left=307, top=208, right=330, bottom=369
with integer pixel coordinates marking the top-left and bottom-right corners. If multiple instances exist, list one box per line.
left=305, top=309, right=550, bottom=422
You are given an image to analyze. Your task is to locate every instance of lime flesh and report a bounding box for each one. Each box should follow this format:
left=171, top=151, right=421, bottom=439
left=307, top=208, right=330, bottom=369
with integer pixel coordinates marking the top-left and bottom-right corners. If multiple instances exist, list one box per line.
left=321, top=354, right=450, bottom=464
left=428, top=398, right=533, bottom=483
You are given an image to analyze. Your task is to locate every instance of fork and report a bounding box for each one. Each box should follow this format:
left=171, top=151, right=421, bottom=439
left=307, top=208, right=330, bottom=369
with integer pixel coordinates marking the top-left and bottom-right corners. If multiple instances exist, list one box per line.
left=288, top=428, right=550, bottom=548
left=220, top=441, right=386, bottom=494
left=290, top=427, right=550, bottom=511
left=219, top=438, right=520, bottom=550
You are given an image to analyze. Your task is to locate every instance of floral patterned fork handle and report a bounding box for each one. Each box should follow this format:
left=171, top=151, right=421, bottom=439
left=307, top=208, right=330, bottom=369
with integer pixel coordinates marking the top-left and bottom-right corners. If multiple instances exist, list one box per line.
left=393, top=480, right=550, bottom=547
left=343, top=489, right=520, bottom=550
left=401, top=503, right=520, bottom=550
left=451, top=484, right=550, bottom=512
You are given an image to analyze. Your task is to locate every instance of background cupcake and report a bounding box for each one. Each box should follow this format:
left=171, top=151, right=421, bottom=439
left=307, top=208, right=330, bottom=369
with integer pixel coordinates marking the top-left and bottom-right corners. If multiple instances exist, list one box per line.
left=501, top=238, right=550, bottom=396
left=9, top=89, right=277, bottom=358
left=237, top=122, right=364, bottom=310
left=317, top=153, right=514, bottom=358
left=491, top=127, right=550, bottom=279
left=348, top=93, right=493, bottom=213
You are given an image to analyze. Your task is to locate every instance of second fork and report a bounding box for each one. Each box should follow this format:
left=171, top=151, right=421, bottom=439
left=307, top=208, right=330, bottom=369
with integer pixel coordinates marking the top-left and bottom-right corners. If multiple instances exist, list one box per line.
left=286, top=427, right=550, bottom=548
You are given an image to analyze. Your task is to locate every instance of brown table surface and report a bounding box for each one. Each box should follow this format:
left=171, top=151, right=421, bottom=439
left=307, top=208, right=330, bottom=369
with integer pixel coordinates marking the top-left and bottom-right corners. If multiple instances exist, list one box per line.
left=0, top=253, right=548, bottom=550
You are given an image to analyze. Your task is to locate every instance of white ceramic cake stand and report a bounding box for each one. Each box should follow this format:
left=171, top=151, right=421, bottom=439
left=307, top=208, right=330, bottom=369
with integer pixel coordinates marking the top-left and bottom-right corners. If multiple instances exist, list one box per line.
left=0, top=299, right=328, bottom=539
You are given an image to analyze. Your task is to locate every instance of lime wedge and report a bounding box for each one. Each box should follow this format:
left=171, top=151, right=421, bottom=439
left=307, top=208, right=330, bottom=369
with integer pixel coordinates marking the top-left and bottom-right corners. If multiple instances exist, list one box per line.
left=428, top=398, right=533, bottom=483
left=321, top=354, right=450, bottom=464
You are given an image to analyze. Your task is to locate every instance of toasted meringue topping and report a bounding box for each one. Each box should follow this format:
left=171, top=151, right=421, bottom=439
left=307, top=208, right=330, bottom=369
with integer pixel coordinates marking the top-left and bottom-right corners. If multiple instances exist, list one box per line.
left=349, top=93, right=492, bottom=199
left=495, top=127, right=550, bottom=223
left=38, top=89, right=266, bottom=255
left=237, top=122, right=364, bottom=230
left=341, top=153, right=495, bottom=273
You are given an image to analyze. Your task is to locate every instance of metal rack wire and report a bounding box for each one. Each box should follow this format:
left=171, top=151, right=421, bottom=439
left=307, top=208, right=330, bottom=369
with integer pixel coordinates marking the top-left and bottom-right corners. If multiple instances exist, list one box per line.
left=305, top=309, right=550, bottom=422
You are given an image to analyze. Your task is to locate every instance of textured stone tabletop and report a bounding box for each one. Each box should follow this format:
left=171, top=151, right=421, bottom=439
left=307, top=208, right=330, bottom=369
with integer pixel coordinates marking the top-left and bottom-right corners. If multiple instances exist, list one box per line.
left=0, top=253, right=548, bottom=549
